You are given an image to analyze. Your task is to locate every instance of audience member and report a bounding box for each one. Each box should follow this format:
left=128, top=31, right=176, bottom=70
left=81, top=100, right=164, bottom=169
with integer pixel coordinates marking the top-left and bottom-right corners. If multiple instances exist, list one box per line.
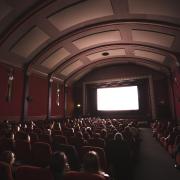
left=106, top=132, right=131, bottom=180
left=49, top=151, right=70, bottom=180
left=82, top=151, right=109, bottom=179
left=0, top=151, right=15, bottom=166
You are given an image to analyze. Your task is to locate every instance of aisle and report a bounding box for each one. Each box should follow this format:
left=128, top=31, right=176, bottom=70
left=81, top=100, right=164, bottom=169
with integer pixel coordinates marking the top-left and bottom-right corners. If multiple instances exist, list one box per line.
left=132, top=128, right=180, bottom=180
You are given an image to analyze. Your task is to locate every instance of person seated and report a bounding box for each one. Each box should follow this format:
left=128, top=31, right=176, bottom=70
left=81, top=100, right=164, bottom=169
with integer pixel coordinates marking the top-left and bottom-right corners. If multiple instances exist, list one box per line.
left=106, top=132, right=131, bottom=180
left=0, top=150, right=16, bottom=176
left=82, top=151, right=109, bottom=179
left=49, top=151, right=70, bottom=180
left=0, top=151, right=15, bottom=166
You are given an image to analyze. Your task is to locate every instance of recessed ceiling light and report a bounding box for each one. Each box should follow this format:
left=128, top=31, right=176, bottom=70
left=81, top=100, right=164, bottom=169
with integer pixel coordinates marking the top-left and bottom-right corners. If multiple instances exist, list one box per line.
left=102, top=52, right=109, bottom=56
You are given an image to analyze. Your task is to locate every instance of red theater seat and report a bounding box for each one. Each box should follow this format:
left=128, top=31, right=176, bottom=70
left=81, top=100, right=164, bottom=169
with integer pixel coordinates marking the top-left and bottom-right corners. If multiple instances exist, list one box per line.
left=15, top=140, right=31, bottom=163
left=0, top=138, right=15, bottom=153
left=175, top=152, right=180, bottom=167
left=15, top=165, right=53, bottom=180
left=0, top=161, right=14, bottom=180
left=53, top=135, right=68, bottom=145
left=31, top=142, right=52, bottom=167
left=63, top=171, right=106, bottom=180
left=80, top=146, right=107, bottom=171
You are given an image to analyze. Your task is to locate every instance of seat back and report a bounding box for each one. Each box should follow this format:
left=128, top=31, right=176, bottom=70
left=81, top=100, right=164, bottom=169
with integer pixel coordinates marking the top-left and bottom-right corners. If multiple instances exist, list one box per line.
left=80, top=146, right=107, bottom=171
left=53, top=135, right=68, bottom=145
left=15, top=165, right=53, bottom=180
left=31, top=142, right=52, bottom=167
left=0, top=161, right=14, bottom=180
left=64, top=171, right=106, bottom=180
left=176, top=152, right=180, bottom=166
left=15, top=140, right=31, bottom=163
left=0, top=138, right=15, bottom=153
left=54, top=144, right=81, bottom=171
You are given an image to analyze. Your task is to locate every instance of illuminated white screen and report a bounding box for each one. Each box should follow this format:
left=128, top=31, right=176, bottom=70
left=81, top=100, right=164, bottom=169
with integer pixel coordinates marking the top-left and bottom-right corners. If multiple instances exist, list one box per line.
left=97, top=86, right=139, bottom=111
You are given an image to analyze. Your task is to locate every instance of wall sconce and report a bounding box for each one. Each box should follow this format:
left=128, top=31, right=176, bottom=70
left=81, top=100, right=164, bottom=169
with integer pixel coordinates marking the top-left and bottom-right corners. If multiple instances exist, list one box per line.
left=26, top=96, right=32, bottom=102
left=174, top=77, right=179, bottom=88
left=56, top=84, right=60, bottom=106
left=49, top=78, right=53, bottom=83
left=6, top=69, right=14, bottom=102
left=77, top=104, right=81, bottom=108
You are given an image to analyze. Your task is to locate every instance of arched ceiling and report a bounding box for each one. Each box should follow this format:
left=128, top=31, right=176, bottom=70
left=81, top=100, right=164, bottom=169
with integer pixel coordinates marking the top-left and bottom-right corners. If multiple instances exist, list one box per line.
left=0, top=0, right=180, bottom=84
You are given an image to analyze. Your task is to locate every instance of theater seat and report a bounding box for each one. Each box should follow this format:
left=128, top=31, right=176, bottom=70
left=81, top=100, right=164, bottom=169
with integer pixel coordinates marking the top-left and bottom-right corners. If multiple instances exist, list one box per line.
left=15, top=165, right=53, bottom=180
left=0, top=161, right=14, bottom=180
left=80, top=146, right=107, bottom=171
left=175, top=152, right=180, bottom=167
left=53, top=143, right=81, bottom=171
left=31, top=142, right=52, bottom=167
left=15, top=140, right=31, bottom=163
left=0, top=138, right=15, bottom=153
left=52, top=135, right=68, bottom=145
left=63, top=171, right=106, bottom=180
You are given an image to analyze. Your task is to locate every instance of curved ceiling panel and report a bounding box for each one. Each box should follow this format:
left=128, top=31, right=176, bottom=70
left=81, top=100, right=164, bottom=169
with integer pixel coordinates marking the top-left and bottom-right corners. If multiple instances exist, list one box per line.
left=128, top=0, right=180, bottom=19
left=48, top=0, right=113, bottom=31
left=133, top=50, right=165, bottom=63
left=65, top=57, right=170, bottom=84
left=60, top=60, right=83, bottom=76
left=10, top=27, right=50, bottom=58
left=41, top=47, right=71, bottom=69
left=72, top=30, right=121, bottom=49
left=132, top=30, right=175, bottom=48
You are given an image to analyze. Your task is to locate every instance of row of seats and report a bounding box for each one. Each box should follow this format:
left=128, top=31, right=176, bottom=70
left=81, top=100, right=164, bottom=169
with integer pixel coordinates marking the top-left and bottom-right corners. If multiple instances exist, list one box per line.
left=0, top=162, right=106, bottom=180
left=0, top=117, right=140, bottom=179
left=151, top=120, right=180, bottom=167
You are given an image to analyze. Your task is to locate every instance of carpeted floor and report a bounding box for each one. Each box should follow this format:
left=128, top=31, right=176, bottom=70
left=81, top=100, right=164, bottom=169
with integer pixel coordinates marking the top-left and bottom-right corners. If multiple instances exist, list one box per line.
left=132, top=128, right=180, bottom=180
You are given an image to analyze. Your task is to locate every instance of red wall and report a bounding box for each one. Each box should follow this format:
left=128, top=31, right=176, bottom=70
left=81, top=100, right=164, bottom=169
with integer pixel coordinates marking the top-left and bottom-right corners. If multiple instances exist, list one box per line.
left=51, top=82, right=64, bottom=117
left=28, top=74, right=48, bottom=117
left=0, top=63, right=23, bottom=119
left=0, top=63, right=66, bottom=120
left=66, top=86, right=74, bottom=117
left=153, top=78, right=171, bottom=119
left=173, top=68, right=180, bottom=122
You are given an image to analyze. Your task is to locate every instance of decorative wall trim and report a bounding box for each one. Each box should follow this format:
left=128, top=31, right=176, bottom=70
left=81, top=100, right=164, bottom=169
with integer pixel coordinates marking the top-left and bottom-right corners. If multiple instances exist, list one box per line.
left=0, top=116, right=20, bottom=122
left=26, top=115, right=47, bottom=121
left=49, top=116, right=64, bottom=120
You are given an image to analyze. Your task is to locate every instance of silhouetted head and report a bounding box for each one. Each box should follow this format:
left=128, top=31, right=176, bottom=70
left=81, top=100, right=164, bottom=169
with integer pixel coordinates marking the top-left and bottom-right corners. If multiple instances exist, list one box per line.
left=0, top=151, right=15, bottom=165
left=83, top=151, right=101, bottom=173
left=50, top=151, right=69, bottom=174
left=114, top=132, right=124, bottom=141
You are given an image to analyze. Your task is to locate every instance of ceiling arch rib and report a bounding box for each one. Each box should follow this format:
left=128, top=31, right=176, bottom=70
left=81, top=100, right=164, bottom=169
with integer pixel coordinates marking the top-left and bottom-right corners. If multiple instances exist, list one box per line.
left=49, top=42, right=175, bottom=83
left=2, top=16, right=179, bottom=72
left=64, top=57, right=170, bottom=85
left=30, top=21, right=179, bottom=78
left=51, top=40, right=176, bottom=69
